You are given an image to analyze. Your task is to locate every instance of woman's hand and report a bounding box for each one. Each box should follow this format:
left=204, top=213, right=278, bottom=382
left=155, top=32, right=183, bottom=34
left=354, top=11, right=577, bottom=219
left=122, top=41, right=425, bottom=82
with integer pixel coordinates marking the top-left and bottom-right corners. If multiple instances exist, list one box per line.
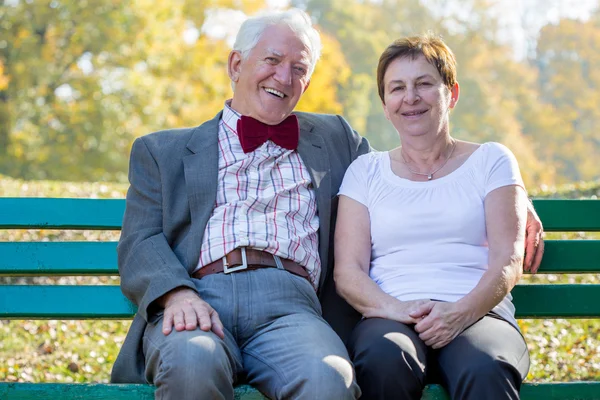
left=387, top=299, right=431, bottom=324
left=410, top=301, right=473, bottom=349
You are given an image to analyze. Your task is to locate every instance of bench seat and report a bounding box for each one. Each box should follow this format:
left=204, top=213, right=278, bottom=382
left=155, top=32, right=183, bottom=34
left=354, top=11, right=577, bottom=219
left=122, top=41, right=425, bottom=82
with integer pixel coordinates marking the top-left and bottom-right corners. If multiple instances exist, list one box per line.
left=3, top=382, right=600, bottom=399
left=1, top=198, right=599, bottom=399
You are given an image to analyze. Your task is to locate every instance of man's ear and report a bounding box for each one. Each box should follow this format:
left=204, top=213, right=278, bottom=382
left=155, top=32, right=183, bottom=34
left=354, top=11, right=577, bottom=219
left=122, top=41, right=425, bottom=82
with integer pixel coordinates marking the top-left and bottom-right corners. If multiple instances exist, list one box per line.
left=228, top=51, right=242, bottom=83
left=302, top=79, right=310, bottom=94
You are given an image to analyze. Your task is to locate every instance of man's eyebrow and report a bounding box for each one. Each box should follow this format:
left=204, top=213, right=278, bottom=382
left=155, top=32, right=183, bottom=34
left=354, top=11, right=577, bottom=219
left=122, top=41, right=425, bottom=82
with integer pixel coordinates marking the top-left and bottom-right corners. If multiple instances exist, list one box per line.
left=265, top=48, right=310, bottom=66
left=266, top=48, right=284, bottom=57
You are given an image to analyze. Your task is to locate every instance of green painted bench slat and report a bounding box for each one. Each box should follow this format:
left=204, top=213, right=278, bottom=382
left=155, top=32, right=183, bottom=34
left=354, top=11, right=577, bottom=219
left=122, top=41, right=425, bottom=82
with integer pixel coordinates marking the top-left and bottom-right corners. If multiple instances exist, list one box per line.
left=532, top=199, right=600, bottom=232
left=0, top=198, right=125, bottom=229
left=421, top=384, right=450, bottom=400
left=2, top=382, right=600, bottom=400
left=1, top=242, right=118, bottom=275
left=0, top=286, right=136, bottom=319
left=0, top=383, right=155, bottom=400
left=538, top=240, right=600, bottom=273
left=3, top=284, right=600, bottom=319
left=0, top=383, right=265, bottom=400
left=423, top=381, right=600, bottom=400
left=512, top=284, right=600, bottom=318
left=520, top=382, right=600, bottom=399
left=1, top=198, right=598, bottom=231
left=2, top=240, right=598, bottom=275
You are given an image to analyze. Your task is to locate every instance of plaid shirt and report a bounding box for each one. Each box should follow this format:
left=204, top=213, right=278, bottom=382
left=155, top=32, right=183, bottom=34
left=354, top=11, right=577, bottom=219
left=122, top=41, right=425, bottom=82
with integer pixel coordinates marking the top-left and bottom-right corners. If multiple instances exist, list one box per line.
left=194, top=102, right=321, bottom=289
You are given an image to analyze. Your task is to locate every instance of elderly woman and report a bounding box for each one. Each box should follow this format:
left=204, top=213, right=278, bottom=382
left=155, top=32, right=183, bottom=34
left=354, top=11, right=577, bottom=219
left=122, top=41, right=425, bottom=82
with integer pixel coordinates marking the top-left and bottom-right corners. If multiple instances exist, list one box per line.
left=334, top=34, right=532, bottom=400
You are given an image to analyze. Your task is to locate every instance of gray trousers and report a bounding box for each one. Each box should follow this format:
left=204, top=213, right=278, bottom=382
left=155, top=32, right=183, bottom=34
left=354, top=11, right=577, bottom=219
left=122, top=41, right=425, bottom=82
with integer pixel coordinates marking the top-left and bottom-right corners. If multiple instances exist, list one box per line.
left=143, top=268, right=360, bottom=400
left=348, top=315, right=530, bottom=400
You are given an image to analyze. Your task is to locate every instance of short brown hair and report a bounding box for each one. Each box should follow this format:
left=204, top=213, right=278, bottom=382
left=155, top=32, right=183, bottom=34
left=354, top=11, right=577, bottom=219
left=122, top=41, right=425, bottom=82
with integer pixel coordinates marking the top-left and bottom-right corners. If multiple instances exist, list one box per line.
left=377, top=33, right=457, bottom=103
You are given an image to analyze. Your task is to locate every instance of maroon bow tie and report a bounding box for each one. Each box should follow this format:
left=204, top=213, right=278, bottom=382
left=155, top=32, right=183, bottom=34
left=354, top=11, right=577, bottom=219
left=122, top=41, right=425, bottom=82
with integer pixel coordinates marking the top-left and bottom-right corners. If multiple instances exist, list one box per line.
left=237, top=115, right=299, bottom=153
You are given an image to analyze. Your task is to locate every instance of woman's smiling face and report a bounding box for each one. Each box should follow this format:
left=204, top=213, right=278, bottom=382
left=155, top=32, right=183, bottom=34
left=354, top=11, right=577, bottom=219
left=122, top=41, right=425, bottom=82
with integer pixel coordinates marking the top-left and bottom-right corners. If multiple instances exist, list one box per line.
left=382, top=54, right=459, bottom=138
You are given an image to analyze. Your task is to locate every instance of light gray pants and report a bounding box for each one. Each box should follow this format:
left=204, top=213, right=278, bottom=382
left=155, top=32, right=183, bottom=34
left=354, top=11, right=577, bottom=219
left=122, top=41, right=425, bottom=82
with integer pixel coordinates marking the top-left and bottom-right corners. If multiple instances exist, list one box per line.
left=349, top=315, right=530, bottom=400
left=143, top=268, right=360, bottom=400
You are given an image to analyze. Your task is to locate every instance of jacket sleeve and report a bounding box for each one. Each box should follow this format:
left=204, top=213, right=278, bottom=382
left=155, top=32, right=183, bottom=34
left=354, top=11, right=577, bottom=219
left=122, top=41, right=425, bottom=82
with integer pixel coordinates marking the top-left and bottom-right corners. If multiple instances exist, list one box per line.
left=117, top=137, right=197, bottom=323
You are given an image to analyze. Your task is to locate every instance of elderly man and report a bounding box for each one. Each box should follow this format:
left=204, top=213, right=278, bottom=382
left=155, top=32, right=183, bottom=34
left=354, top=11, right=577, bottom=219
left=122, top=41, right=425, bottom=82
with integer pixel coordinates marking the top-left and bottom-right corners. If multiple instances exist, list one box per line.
left=111, top=7, right=544, bottom=400
left=111, top=8, right=365, bottom=400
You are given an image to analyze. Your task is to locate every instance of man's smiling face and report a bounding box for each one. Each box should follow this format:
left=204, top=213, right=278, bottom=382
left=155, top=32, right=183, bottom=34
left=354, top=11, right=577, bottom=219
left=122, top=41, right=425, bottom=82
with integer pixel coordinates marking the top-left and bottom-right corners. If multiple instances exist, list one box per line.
left=228, top=24, right=312, bottom=125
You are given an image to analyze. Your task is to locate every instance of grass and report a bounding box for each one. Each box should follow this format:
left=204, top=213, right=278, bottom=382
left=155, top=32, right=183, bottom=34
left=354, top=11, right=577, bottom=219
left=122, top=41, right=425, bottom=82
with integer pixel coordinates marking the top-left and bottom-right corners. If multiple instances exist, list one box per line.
left=1, top=175, right=599, bottom=383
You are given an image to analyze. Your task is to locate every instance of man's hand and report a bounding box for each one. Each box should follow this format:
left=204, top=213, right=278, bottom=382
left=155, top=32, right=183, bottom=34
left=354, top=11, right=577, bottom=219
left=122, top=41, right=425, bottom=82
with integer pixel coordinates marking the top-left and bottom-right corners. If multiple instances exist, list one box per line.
left=411, top=301, right=471, bottom=349
left=159, top=287, right=225, bottom=338
left=524, top=201, right=544, bottom=273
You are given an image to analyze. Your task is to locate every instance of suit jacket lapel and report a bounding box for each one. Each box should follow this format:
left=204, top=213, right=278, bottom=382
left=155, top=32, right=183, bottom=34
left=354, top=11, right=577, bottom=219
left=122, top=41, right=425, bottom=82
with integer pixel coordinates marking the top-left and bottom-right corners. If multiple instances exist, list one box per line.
left=183, top=111, right=222, bottom=272
left=296, top=118, right=332, bottom=292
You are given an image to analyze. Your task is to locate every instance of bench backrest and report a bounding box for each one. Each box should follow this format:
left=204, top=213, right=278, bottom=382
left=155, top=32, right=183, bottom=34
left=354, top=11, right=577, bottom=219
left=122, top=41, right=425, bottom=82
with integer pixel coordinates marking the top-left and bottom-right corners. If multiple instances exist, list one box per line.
left=1, top=198, right=599, bottom=319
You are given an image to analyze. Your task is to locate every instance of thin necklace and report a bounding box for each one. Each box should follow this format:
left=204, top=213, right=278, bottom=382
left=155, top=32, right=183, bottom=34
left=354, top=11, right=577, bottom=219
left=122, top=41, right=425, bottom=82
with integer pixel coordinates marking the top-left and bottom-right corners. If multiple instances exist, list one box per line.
left=400, top=140, right=457, bottom=181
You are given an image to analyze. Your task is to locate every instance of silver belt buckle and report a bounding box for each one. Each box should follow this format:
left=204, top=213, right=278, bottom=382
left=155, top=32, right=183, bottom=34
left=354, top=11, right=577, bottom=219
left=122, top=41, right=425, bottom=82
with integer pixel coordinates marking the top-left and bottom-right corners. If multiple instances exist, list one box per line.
left=223, top=247, right=248, bottom=274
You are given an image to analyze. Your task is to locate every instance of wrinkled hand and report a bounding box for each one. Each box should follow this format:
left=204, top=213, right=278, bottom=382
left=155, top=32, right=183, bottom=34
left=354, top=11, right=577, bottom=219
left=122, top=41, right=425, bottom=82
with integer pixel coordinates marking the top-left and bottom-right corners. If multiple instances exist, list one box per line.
left=410, top=302, right=470, bottom=349
left=160, top=287, right=224, bottom=338
left=524, top=201, right=545, bottom=273
left=387, top=299, right=431, bottom=325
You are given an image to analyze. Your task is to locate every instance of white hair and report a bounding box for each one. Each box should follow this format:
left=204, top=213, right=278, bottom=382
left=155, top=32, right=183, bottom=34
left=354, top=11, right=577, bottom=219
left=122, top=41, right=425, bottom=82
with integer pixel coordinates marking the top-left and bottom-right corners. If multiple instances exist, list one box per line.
left=232, top=8, right=322, bottom=79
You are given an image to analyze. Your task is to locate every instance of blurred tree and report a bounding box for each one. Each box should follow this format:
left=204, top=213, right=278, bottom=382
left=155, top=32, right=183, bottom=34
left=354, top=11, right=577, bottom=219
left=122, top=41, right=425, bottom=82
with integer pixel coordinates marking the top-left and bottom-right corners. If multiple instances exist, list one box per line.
left=0, top=0, right=361, bottom=182
left=447, top=30, right=553, bottom=185
left=296, top=32, right=351, bottom=115
left=535, top=15, right=600, bottom=182
left=2, top=0, right=596, bottom=185
left=0, top=58, right=9, bottom=153
left=0, top=0, right=143, bottom=180
left=297, top=0, right=550, bottom=187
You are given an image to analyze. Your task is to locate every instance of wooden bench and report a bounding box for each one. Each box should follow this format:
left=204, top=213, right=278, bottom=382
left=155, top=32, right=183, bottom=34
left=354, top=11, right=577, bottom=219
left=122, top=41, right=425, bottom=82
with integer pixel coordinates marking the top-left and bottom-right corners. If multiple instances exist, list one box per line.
left=1, top=197, right=599, bottom=399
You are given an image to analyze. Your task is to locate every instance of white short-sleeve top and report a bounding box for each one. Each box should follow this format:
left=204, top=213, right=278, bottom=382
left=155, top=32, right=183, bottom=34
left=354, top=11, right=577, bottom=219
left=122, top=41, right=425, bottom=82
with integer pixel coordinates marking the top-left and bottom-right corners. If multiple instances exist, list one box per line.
left=338, top=142, right=525, bottom=327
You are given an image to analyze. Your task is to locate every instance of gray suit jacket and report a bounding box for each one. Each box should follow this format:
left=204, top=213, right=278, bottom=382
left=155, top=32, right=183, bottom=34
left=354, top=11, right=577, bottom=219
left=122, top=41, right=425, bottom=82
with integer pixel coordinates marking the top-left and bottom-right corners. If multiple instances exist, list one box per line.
left=111, top=110, right=370, bottom=383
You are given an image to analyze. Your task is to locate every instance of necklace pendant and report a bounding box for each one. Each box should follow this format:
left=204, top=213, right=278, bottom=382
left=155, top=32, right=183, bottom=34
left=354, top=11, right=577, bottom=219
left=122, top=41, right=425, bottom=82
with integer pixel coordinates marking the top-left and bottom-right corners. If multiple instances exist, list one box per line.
left=427, top=174, right=433, bottom=180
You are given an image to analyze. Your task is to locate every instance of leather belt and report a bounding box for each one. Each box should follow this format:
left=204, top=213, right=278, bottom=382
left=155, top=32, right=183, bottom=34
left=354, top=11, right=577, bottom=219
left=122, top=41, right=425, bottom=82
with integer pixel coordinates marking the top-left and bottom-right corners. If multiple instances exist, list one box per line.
left=193, top=247, right=309, bottom=281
